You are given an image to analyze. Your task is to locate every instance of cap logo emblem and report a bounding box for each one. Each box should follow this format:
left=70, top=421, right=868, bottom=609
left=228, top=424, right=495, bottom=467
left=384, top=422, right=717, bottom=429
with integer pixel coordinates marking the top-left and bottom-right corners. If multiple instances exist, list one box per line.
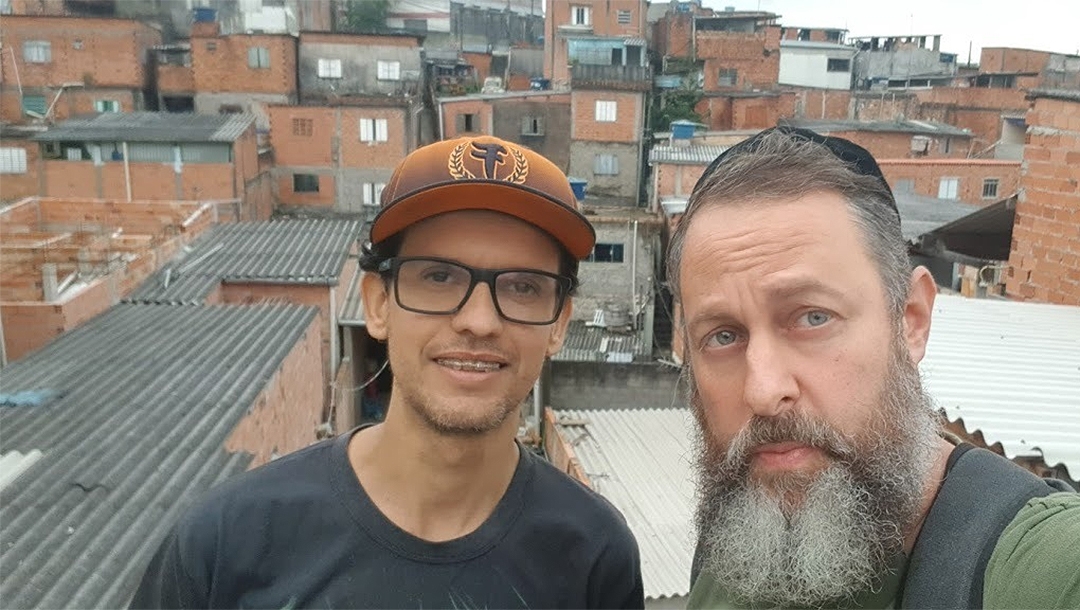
left=448, top=141, right=528, bottom=184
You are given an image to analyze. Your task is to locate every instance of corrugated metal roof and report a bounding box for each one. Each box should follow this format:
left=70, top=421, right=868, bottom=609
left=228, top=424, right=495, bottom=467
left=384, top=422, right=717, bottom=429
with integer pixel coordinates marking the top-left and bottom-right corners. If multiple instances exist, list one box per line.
left=781, top=117, right=972, bottom=138
left=553, top=408, right=696, bottom=600
left=0, top=302, right=319, bottom=609
left=125, top=218, right=361, bottom=305
left=32, top=112, right=255, bottom=143
left=553, top=320, right=652, bottom=363
left=649, top=144, right=729, bottom=165
left=894, top=190, right=981, bottom=240
left=923, top=294, right=1080, bottom=477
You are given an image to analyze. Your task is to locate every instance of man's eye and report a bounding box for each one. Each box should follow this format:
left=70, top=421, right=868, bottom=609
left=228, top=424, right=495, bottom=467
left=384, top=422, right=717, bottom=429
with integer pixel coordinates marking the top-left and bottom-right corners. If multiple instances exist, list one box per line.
left=802, top=311, right=831, bottom=327
left=705, top=329, right=738, bottom=347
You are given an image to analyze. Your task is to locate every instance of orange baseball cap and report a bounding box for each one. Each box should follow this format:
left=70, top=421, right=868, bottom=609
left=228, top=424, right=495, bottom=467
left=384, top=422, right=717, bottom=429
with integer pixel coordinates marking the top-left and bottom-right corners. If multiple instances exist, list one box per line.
left=370, top=136, right=597, bottom=260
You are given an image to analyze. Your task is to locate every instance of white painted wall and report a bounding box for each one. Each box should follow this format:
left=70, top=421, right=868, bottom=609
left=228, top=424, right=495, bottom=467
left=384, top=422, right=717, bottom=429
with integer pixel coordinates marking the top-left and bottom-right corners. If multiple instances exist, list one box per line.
left=779, top=46, right=856, bottom=90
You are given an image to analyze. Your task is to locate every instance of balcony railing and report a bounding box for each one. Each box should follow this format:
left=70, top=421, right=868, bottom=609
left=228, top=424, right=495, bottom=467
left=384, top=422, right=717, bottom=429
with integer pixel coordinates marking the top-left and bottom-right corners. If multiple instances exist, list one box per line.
left=571, top=64, right=653, bottom=91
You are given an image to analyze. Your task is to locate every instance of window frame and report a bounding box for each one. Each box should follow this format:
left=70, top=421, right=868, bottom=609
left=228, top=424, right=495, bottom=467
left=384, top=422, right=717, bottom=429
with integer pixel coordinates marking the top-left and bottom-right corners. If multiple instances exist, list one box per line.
left=594, top=100, right=617, bottom=122
left=982, top=178, right=1000, bottom=200
left=292, top=118, right=314, bottom=137
left=23, top=40, right=51, bottom=63
left=377, top=60, right=401, bottom=81
left=586, top=243, right=625, bottom=263
left=826, top=58, right=851, bottom=72
left=317, top=58, right=342, bottom=79
left=717, top=68, right=738, bottom=87
left=293, top=173, right=320, bottom=193
left=571, top=5, right=591, bottom=26
left=359, top=118, right=389, bottom=143
left=0, top=147, right=28, bottom=174
left=938, top=177, right=960, bottom=200
left=248, top=46, right=271, bottom=69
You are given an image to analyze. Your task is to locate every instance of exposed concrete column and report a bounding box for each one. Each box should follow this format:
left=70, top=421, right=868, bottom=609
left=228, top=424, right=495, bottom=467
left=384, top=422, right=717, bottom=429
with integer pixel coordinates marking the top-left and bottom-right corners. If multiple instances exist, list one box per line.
left=42, top=263, right=59, bottom=301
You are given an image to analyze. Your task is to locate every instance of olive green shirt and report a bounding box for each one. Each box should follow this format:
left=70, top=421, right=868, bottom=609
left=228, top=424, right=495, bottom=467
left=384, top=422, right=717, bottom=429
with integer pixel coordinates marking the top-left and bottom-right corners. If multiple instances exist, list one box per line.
left=687, top=492, right=1080, bottom=610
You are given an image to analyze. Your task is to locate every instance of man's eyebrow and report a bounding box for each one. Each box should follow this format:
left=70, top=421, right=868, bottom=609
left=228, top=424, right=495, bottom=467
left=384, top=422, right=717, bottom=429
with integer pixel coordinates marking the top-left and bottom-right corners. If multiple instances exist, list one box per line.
left=761, top=278, right=850, bottom=302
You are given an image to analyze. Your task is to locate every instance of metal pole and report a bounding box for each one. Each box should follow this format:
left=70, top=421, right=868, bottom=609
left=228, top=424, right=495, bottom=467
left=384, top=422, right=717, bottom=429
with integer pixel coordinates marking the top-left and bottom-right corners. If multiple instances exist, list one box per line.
left=122, top=141, right=132, bottom=202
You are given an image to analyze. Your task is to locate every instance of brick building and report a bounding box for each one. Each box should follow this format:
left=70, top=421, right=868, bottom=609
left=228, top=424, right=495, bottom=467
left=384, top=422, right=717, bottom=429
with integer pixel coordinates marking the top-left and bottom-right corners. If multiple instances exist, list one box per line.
left=779, top=26, right=846, bottom=43
left=188, top=20, right=298, bottom=131
left=976, top=47, right=1080, bottom=90
left=696, top=90, right=796, bottom=131
left=268, top=101, right=421, bottom=216
left=1005, top=89, right=1080, bottom=305
left=570, top=88, right=648, bottom=205
left=19, top=112, right=272, bottom=220
left=695, top=11, right=781, bottom=92
left=878, top=158, right=1022, bottom=205
left=0, top=196, right=216, bottom=362
left=297, top=32, right=425, bottom=104
left=0, top=15, right=162, bottom=124
left=438, top=91, right=572, bottom=171
left=543, top=0, right=649, bottom=90
left=781, top=118, right=974, bottom=159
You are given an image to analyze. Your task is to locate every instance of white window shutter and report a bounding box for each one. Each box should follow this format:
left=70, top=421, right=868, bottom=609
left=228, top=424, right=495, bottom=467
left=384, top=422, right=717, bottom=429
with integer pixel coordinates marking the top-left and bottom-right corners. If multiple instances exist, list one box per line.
left=360, top=119, right=373, bottom=142
left=375, top=119, right=388, bottom=142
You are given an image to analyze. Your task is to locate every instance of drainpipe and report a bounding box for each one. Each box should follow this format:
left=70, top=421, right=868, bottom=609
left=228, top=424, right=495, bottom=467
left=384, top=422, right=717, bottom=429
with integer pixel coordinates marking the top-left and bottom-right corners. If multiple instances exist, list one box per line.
left=122, top=141, right=132, bottom=202
left=630, top=220, right=638, bottom=327
left=438, top=100, right=445, bottom=139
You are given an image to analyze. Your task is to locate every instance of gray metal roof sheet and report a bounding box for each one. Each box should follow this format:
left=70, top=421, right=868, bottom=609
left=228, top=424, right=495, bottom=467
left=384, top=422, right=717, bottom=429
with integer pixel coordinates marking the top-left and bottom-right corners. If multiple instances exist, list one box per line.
left=649, top=144, right=729, bottom=165
left=894, top=190, right=981, bottom=240
left=339, top=266, right=366, bottom=326
left=0, top=302, right=319, bottom=609
left=924, top=294, right=1080, bottom=478
left=552, top=320, right=652, bottom=363
left=553, top=408, right=696, bottom=600
left=781, top=117, right=972, bottom=138
left=32, top=112, right=255, bottom=143
left=126, top=218, right=362, bottom=305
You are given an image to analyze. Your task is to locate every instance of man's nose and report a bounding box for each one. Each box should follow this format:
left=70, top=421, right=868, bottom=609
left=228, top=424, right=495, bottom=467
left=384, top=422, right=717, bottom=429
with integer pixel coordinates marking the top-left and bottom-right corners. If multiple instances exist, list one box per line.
left=742, top=334, right=799, bottom=417
left=449, top=282, right=504, bottom=336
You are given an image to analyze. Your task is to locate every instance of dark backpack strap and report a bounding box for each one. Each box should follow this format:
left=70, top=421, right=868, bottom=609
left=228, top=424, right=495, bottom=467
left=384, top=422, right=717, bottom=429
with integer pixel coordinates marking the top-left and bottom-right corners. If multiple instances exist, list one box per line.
left=900, top=444, right=1068, bottom=609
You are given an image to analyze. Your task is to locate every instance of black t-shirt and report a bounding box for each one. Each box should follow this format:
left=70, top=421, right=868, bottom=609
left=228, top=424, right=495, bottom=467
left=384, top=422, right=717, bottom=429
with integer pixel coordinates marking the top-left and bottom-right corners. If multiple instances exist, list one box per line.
left=130, top=428, right=644, bottom=609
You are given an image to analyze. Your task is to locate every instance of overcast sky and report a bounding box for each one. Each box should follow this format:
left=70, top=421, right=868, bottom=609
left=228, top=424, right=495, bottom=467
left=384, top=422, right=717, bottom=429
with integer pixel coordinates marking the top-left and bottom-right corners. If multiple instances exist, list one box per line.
left=701, top=0, right=1080, bottom=61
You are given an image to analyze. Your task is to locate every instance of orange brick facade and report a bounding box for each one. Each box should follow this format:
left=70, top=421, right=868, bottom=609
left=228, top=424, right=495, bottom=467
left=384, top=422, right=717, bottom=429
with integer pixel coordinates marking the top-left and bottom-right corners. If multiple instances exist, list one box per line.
left=191, top=33, right=297, bottom=95
left=0, top=15, right=161, bottom=123
left=823, top=130, right=970, bottom=160
left=878, top=159, right=1022, bottom=204
left=544, top=0, right=648, bottom=86
left=1006, top=94, right=1080, bottom=305
left=440, top=99, right=494, bottom=139
left=571, top=91, right=643, bottom=143
left=980, top=47, right=1050, bottom=75
left=698, top=26, right=781, bottom=92
left=653, top=162, right=707, bottom=205
left=225, top=312, right=325, bottom=467
left=697, top=92, right=795, bottom=131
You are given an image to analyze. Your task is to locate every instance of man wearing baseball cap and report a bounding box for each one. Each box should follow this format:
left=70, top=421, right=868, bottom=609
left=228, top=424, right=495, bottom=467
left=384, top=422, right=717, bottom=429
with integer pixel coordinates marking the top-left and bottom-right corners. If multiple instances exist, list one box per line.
left=131, top=136, right=645, bottom=609
left=671, top=126, right=1080, bottom=608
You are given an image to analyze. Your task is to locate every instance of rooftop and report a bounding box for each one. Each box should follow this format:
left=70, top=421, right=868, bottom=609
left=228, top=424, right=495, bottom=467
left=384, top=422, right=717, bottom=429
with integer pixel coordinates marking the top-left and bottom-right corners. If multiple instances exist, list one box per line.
left=32, top=112, right=255, bottom=143
left=125, top=218, right=361, bottom=305
left=649, top=144, right=729, bottom=165
left=894, top=191, right=981, bottom=241
left=437, top=90, right=570, bottom=103
left=780, top=117, right=972, bottom=138
left=552, top=408, right=696, bottom=600
left=0, top=302, right=318, bottom=609
left=779, top=39, right=857, bottom=51
left=553, top=320, right=652, bottom=363
left=1028, top=88, right=1080, bottom=103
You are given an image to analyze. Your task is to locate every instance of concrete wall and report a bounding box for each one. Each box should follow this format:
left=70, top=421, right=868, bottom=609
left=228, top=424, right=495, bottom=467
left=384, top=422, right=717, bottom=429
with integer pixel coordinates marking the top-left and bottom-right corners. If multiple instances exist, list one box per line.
left=779, top=47, right=855, bottom=90
left=194, top=93, right=292, bottom=132
left=854, top=47, right=954, bottom=85
left=548, top=361, right=683, bottom=410
left=298, top=33, right=423, bottom=100
left=568, top=141, right=640, bottom=204
left=575, top=219, right=661, bottom=322
left=491, top=96, right=572, bottom=172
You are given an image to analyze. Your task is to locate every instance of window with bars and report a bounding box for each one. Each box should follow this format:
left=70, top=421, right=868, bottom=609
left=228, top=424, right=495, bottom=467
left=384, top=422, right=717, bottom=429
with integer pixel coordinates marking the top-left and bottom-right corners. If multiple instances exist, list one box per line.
left=571, top=5, right=590, bottom=25
left=982, top=178, right=999, bottom=199
left=360, top=118, right=388, bottom=142
left=718, top=68, right=738, bottom=87
left=586, top=243, right=624, bottom=263
left=521, top=116, right=543, bottom=136
left=377, top=60, right=401, bottom=81
left=317, top=58, right=342, bottom=78
left=94, top=100, right=120, bottom=113
left=248, top=46, right=270, bottom=69
left=24, top=41, right=51, bottom=63
left=293, top=174, right=319, bottom=193
left=292, top=118, right=313, bottom=137
left=594, top=100, right=617, bottom=122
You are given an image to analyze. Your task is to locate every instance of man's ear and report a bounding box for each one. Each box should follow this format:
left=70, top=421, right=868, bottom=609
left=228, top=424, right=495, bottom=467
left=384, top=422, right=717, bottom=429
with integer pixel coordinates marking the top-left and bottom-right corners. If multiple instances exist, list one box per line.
left=361, top=271, right=391, bottom=341
left=902, top=266, right=937, bottom=364
left=546, top=298, right=573, bottom=358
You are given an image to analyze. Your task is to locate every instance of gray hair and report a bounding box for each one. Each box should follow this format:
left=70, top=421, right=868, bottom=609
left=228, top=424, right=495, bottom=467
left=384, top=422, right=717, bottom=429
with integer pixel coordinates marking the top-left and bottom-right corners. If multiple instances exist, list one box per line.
left=667, top=130, right=911, bottom=319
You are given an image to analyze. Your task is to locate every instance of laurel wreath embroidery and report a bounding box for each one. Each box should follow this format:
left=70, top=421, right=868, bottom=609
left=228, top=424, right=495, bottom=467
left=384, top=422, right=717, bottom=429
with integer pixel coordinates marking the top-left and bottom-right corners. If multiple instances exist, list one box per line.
left=507, top=147, right=529, bottom=184
left=447, top=143, right=475, bottom=180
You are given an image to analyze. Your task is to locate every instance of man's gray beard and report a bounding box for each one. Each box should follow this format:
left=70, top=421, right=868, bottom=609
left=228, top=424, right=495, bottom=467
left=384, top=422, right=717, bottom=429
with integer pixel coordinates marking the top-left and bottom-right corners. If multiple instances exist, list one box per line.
left=689, top=333, right=942, bottom=608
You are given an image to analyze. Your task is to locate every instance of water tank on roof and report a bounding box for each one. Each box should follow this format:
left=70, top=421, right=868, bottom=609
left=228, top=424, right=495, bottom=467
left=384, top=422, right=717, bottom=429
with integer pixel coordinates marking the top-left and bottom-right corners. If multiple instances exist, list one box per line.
left=670, top=120, right=696, bottom=140
left=567, top=177, right=587, bottom=201
left=193, top=7, right=217, bottom=22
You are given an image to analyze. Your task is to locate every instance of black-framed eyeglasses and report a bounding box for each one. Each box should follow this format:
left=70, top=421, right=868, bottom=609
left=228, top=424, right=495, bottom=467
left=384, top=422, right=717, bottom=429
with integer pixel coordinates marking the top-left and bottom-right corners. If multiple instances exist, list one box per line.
left=378, top=257, right=573, bottom=325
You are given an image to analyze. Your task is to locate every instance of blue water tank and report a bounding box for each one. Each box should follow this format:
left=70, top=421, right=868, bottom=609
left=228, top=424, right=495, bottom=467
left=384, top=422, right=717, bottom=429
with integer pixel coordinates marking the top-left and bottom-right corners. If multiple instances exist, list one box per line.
left=670, top=120, right=696, bottom=140
left=193, top=7, right=217, bottom=22
left=567, top=177, right=587, bottom=201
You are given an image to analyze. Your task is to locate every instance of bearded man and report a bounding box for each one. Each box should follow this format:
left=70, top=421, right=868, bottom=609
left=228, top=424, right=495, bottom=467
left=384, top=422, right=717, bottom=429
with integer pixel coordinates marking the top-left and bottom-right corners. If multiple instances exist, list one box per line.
left=670, top=127, right=1080, bottom=609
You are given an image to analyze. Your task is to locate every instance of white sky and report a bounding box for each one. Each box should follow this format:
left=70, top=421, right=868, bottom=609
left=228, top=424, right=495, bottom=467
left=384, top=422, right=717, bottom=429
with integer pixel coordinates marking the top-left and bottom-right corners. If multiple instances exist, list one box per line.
left=701, top=0, right=1080, bottom=61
